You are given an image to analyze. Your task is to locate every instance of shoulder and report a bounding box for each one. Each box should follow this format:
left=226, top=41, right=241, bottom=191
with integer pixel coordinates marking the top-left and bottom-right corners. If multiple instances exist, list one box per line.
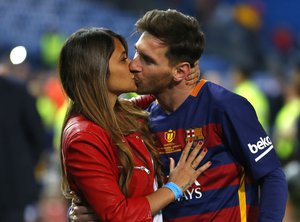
left=63, top=115, right=110, bottom=144
left=62, top=115, right=117, bottom=163
left=202, top=81, right=251, bottom=111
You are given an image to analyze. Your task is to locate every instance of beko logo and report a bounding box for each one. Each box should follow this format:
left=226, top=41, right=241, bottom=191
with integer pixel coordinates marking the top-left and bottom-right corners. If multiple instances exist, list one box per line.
left=248, top=136, right=272, bottom=153
left=247, top=136, right=274, bottom=162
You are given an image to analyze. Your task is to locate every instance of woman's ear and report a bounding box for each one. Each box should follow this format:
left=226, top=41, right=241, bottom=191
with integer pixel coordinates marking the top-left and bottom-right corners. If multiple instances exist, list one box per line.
left=173, top=62, right=191, bottom=82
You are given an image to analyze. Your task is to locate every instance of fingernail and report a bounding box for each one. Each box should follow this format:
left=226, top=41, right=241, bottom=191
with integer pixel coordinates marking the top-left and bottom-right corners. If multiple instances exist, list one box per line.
left=198, top=141, right=203, bottom=146
left=203, top=148, right=207, bottom=152
left=189, top=139, right=193, bottom=143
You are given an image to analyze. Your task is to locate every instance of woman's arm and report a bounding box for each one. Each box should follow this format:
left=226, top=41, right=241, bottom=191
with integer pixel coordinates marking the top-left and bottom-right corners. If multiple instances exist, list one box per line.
left=129, top=94, right=156, bottom=109
left=66, top=139, right=210, bottom=222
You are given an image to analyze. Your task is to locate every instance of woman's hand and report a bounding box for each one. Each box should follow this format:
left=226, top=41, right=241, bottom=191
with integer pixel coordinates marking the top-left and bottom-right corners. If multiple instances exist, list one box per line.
left=146, top=140, right=211, bottom=215
left=186, top=62, right=200, bottom=85
left=168, top=140, right=211, bottom=192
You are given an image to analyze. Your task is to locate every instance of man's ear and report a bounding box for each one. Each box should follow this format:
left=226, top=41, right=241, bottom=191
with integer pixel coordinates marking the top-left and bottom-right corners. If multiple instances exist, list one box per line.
left=173, top=62, right=191, bottom=82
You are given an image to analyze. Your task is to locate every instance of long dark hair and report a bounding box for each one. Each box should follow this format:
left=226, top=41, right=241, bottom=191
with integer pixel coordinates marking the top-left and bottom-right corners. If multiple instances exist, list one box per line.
left=59, top=27, right=163, bottom=198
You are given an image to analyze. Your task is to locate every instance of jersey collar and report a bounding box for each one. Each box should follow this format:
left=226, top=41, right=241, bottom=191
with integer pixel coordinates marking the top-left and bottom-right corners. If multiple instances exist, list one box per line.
left=191, top=79, right=207, bottom=97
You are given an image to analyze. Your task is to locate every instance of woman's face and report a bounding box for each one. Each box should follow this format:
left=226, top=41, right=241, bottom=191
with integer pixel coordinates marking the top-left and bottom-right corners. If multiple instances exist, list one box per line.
left=107, top=38, right=137, bottom=96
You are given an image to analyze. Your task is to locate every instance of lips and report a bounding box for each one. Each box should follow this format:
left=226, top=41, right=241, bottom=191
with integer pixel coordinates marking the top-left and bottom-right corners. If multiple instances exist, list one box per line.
left=134, top=77, right=140, bottom=85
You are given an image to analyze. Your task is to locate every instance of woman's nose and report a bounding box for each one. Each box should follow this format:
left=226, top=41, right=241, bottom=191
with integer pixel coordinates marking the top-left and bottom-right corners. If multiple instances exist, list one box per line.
left=129, top=59, right=140, bottom=74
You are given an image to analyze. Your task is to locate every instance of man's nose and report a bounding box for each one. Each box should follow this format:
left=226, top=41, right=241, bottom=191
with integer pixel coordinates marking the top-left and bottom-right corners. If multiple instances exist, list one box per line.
left=129, top=59, right=140, bottom=74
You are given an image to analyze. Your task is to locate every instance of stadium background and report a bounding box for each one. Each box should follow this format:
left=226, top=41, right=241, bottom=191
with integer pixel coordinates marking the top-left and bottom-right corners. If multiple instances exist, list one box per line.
left=0, top=0, right=299, bottom=221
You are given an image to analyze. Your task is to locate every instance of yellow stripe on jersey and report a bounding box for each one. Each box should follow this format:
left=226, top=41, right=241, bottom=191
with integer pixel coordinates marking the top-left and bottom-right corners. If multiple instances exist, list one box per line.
left=238, top=169, right=247, bottom=222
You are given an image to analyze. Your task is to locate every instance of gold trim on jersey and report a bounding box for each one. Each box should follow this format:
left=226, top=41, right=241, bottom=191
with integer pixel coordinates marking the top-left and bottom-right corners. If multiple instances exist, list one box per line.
left=238, top=168, right=247, bottom=222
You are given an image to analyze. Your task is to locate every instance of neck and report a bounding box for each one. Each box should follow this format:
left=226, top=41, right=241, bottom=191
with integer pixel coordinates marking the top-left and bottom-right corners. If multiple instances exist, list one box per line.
left=155, top=82, right=196, bottom=113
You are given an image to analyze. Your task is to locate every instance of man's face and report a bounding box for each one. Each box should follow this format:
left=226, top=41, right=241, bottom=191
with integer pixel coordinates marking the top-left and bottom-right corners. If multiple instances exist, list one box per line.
left=129, top=32, right=174, bottom=95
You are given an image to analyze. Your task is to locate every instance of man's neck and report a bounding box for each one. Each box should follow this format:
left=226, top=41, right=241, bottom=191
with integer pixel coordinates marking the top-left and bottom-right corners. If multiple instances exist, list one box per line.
left=155, top=83, right=196, bottom=113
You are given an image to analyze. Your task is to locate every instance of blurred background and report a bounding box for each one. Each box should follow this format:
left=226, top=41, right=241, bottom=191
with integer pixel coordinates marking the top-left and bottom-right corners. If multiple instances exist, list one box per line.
left=0, top=0, right=299, bottom=221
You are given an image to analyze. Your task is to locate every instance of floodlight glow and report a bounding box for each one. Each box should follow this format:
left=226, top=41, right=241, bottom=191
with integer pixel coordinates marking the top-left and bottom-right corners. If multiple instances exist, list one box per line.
left=10, top=46, right=27, bottom=65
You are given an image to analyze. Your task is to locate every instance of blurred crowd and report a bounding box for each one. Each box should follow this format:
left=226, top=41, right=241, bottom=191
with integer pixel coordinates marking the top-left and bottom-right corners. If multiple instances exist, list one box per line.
left=0, top=0, right=299, bottom=221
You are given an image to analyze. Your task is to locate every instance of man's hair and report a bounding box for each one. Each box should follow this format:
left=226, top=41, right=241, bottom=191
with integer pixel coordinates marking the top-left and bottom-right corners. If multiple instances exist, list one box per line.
left=135, top=9, right=205, bottom=67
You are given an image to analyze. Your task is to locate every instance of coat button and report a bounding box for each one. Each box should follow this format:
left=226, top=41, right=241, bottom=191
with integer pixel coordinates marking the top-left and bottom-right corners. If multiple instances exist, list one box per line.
left=136, top=135, right=139, bottom=139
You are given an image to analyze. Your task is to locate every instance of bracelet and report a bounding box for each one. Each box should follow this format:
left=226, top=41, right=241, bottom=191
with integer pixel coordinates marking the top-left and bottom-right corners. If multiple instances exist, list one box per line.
left=163, top=182, right=183, bottom=200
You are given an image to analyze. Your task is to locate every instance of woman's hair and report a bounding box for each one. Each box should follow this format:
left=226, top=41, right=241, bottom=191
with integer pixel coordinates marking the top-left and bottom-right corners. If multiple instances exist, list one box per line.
left=59, top=27, right=163, bottom=198
left=135, top=9, right=205, bottom=67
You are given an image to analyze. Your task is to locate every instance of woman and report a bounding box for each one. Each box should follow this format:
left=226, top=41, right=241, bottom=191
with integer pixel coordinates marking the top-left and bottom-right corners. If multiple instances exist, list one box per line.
left=59, top=27, right=210, bottom=222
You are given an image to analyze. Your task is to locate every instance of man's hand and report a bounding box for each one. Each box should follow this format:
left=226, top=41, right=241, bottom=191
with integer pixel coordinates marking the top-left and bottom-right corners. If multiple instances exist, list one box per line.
left=69, top=199, right=99, bottom=222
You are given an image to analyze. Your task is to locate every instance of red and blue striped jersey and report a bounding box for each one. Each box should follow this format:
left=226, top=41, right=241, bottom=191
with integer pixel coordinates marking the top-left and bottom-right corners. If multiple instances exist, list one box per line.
left=146, top=80, right=281, bottom=222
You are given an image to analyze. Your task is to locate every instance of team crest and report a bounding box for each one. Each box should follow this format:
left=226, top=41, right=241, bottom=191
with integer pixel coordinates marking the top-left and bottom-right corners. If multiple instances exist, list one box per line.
left=185, top=127, right=205, bottom=143
left=164, top=129, right=176, bottom=143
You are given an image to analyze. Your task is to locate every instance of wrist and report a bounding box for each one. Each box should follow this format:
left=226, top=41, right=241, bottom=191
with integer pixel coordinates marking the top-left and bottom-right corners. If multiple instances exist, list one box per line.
left=163, top=182, right=183, bottom=200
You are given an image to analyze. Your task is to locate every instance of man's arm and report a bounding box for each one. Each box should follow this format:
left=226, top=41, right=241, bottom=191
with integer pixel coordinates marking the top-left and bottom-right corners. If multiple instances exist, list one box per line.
left=69, top=204, right=98, bottom=222
left=220, top=94, right=288, bottom=220
left=259, top=167, right=288, bottom=222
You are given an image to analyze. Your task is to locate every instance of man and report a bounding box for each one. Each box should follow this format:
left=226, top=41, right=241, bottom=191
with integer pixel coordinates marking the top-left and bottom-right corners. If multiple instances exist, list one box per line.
left=0, top=71, right=46, bottom=222
left=71, top=9, right=287, bottom=221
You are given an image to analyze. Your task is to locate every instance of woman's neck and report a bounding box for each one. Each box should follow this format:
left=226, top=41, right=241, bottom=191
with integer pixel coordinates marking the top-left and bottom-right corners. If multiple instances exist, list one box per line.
left=108, top=93, right=118, bottom=110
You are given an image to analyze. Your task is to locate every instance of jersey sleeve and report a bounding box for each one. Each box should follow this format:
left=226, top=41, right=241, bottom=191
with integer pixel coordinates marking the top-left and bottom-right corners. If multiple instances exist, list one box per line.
left=259, top=167, right=288, bottom=222
left=221, top=95, right=281, bottom=181
left=63, top=131, right=152, bottom=222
